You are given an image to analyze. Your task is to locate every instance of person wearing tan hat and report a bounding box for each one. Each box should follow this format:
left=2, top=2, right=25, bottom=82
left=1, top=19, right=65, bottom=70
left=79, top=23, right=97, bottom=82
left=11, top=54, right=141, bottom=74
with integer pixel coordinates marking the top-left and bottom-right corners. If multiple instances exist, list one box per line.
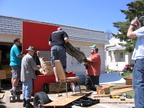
left=21, top=46, right=40, bottom=108
left=85, top=44, right=101, bottom=91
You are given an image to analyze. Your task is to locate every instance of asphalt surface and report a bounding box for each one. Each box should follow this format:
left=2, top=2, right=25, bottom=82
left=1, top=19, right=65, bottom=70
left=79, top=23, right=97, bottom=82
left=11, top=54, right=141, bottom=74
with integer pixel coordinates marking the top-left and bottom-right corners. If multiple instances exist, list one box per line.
left=0, top=90, right=135, bottom=108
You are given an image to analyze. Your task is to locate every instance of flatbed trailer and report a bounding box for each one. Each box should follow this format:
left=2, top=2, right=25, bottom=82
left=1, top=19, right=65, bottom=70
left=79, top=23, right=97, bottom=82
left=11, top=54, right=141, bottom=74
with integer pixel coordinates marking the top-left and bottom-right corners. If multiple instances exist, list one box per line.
left=33, top=91, right=92, bottom=108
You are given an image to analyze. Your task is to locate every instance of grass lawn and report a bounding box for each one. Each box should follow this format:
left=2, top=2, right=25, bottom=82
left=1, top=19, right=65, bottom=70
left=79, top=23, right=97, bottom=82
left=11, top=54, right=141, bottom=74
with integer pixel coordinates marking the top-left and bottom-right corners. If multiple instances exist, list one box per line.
left=122, top=72, right=132, bottom=79
left=80, top=72, right=134, bottom=98
left=110, top=72, right=134, bottom=98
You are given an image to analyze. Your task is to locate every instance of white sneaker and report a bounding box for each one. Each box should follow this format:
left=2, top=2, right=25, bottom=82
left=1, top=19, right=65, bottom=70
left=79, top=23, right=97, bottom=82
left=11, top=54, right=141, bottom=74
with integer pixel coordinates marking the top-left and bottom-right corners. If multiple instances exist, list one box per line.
left=91, top=92, right=97, bottom=95
left=10, top=89, right=16, bottom=96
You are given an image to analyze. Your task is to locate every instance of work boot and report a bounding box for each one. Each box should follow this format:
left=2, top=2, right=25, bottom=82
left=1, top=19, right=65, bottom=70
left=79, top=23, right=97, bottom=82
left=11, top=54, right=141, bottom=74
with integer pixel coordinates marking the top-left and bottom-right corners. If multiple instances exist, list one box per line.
left=23, top=99, right=26, bottom=107
left=26, top=99, right=33, bottom=108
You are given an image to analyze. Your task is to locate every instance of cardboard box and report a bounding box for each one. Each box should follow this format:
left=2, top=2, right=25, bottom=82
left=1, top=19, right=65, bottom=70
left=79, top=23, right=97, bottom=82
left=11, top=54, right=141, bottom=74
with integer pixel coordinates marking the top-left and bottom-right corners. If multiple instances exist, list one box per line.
left=1, top=65, right=11, bottom=78
left=126, top=78, right=132, bottom=85
left=97, top=85, right=110, bottom=95
left=97, top=86, right=105, bottom=95
left=0, top=70, right=6, bottom=79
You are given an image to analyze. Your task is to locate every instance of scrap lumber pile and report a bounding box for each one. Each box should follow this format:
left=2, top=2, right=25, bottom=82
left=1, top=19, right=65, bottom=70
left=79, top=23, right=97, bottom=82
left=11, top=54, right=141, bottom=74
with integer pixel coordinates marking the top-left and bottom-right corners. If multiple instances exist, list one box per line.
left=93, top=84, right=134, bottom=104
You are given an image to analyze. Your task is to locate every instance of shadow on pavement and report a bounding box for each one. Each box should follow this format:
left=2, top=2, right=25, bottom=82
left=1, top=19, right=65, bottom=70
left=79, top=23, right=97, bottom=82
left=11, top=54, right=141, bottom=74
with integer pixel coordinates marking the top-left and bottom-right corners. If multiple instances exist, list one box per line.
left=0, top=105, right=6, bottom=108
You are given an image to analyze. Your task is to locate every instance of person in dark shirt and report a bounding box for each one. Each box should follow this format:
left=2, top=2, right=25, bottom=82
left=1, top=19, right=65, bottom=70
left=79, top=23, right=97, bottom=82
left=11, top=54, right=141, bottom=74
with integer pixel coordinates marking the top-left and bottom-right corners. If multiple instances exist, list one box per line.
left=49, top=27, right=69, bottom=82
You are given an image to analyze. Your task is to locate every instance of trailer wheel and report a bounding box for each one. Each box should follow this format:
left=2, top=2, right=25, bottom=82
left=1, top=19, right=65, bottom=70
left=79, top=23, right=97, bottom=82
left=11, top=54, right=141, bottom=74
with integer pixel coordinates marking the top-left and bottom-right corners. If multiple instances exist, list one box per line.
left=33, top=91, right=52, bottom=108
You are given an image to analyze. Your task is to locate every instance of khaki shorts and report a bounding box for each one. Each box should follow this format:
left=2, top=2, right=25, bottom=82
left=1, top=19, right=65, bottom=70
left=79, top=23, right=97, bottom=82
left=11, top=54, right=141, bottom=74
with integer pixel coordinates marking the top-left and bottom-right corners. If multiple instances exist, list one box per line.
left=11, top=66, right=21, bottom=79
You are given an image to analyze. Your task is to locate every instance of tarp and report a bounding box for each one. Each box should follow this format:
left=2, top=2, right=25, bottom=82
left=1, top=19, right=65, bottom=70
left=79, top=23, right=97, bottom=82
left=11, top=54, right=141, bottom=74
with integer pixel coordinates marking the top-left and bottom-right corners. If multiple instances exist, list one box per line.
left=79, top=72, right=126, bottom=84
left=99, top=72, right=126, bottom=84
left=65, top=42, right=89, bottom=68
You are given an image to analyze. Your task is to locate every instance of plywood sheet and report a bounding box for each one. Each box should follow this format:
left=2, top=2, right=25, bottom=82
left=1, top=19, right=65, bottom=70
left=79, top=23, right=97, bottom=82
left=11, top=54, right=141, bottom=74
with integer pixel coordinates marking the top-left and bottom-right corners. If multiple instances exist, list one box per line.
left=43, top=92, right=92, bottom=107
left=0, top=70, right=6, bottom=79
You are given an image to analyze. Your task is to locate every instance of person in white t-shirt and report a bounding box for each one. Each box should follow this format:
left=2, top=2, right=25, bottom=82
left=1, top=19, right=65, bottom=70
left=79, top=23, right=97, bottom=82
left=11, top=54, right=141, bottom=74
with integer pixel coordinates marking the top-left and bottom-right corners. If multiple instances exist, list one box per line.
left=127, top=16, right=144, bottom=108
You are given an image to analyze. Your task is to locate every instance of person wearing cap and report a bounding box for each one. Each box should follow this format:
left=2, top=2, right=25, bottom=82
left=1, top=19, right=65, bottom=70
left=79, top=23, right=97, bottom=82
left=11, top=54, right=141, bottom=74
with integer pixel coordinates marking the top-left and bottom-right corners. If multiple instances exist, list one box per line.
left=9, top=38, right=24, bottom=95
left=21, top=46, right=40, bottom=108
left=49, top=27, right=69, bottom=82
left=127, top=17, right=144, bottom=108
left=85, top=44, right=101, bottom=91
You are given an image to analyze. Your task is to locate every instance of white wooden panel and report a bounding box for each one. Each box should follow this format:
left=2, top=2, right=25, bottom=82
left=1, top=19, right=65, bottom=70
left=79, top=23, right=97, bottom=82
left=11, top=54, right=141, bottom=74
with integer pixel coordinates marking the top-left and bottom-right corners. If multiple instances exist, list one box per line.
left=0, top=33, right=21, bottom=42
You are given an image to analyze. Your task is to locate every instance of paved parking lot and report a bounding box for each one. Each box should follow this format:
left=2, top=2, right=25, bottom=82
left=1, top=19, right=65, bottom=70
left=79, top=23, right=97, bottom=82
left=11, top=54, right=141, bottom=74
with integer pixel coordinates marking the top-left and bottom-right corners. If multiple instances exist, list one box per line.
left=0, top=90, right=135, bottom=108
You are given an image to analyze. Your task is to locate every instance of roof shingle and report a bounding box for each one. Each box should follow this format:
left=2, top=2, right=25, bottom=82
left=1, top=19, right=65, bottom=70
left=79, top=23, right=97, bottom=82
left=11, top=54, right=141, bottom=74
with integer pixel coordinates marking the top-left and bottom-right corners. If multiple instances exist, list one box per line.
left=0, top=15, right=108, bottom=44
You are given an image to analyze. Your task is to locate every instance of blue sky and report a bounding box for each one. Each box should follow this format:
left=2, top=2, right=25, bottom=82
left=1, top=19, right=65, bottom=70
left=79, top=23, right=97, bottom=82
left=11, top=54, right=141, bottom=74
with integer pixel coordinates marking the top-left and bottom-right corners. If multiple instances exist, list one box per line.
left=0, top=0, right=136, bottom=33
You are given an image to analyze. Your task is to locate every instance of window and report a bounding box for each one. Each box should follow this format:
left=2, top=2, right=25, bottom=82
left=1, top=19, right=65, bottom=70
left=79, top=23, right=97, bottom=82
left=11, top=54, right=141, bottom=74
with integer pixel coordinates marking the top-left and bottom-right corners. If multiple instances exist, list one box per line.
left=109, top=51, right=113, bottom=62
left=120, top=52, right=123, bottom=58
left=116, top=51, right=125, bottom=62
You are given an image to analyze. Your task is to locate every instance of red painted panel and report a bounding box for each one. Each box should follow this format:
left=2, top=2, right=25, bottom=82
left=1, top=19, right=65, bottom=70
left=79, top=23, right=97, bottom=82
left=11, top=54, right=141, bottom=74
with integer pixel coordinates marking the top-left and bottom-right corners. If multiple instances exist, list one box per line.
left=32, top=73, right=76, bottom=95
left=22, top=21, right=59, bottom=53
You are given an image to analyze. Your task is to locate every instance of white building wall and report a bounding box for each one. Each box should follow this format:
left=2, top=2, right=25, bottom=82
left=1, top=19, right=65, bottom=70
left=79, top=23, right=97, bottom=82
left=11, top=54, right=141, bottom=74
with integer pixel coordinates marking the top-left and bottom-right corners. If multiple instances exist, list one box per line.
left=0, top=33, right=21, bottom=43
left=66, top=41, right=106, bottom=75
left=128, top=53, right=135, bottom=65
left=125, top=52, right=131, bottom=65
left=105, top=36, right=135, bottom=72
left=106, top=49, right=135, bottom=71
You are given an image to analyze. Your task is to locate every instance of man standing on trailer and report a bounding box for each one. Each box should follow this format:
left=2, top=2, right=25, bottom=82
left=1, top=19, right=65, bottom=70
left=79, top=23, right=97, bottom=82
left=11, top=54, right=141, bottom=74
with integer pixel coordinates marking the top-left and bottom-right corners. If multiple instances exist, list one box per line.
left=49, top=27, right=69, bottom=82
left=9, top=38, right=24, bottom=95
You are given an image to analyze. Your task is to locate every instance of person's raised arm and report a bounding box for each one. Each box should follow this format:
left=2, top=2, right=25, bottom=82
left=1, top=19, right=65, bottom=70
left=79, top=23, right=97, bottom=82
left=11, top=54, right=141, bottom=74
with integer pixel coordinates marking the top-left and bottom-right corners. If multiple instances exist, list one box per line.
left=127, top=17, right=141, bottom=38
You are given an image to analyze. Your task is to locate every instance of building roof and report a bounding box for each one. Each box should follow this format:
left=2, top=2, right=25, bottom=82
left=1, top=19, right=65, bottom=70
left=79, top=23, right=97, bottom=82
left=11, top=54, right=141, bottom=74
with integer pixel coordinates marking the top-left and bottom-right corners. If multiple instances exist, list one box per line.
left=0, top=15, right=108, bottom=44
left=106, top=45, right=126, bottom=51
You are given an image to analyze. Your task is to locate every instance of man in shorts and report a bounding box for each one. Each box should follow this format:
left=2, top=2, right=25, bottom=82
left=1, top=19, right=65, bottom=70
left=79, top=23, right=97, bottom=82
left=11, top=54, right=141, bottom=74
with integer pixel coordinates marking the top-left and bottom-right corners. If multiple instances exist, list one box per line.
left=9, top=38, right=24, bottom=95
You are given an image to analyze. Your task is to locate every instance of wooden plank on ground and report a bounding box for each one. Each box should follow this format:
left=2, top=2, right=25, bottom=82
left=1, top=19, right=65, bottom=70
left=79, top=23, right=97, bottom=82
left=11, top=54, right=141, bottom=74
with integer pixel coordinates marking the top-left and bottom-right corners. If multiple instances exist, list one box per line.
left=43, top=91, right=92, bottom=107
left=93, top=94, right=110, bottom=98
left=100, top=100, right=134, bottom=104
left=101, top=84, right=113, bottom=88
left=93, top=88, right=133, bottom=98
left=110, top=88, right=133, bottom=95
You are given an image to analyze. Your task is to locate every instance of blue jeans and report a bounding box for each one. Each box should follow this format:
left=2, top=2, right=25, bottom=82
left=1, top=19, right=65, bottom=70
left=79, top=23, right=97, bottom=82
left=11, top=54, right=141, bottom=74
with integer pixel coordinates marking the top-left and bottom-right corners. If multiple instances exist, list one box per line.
left=51, top=45, right=66, bottom=68
left=22, top=79, right=33, bottom=100
left=133, top=59, right=144, bottom=108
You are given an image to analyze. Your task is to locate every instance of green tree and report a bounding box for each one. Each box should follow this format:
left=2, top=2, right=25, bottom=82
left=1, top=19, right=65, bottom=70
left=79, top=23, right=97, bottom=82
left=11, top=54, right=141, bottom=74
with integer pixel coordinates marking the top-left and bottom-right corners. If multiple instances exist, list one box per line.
left=113, top=0, right=144, bottom=52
